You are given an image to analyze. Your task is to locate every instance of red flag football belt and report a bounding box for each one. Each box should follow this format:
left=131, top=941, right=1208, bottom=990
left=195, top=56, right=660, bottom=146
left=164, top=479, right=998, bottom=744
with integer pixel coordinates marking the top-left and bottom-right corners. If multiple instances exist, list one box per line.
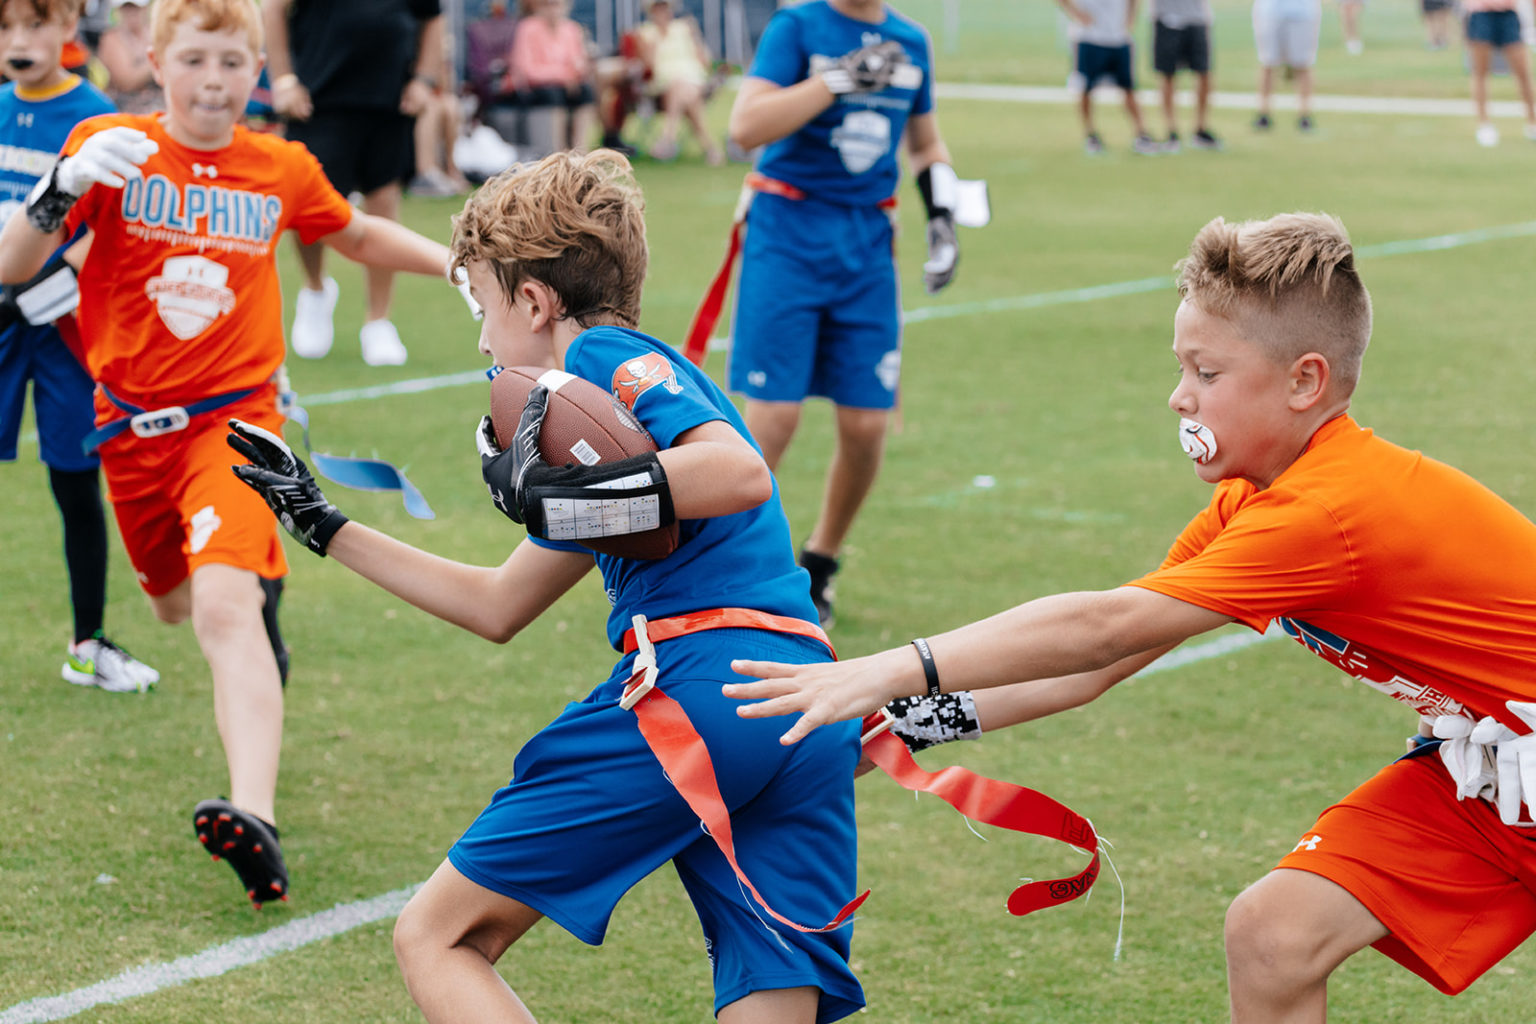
left=680, top=174, right=899, bottom=366
left=618, top=610, right=1101, bottom=935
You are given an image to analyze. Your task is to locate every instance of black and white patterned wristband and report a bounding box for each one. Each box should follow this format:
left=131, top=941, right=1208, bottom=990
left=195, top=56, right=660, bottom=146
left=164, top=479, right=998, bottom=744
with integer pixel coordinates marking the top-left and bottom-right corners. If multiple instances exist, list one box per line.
left=884, top=691, right=981, bottom=753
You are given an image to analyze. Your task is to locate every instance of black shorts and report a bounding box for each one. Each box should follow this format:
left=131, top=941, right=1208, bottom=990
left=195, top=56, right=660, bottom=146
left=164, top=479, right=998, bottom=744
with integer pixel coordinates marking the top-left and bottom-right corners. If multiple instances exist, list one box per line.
left=1074, top=41, right=1134, bottom=92
left=1153, top=21, right=1211, bottom=75
left=284, top=107, right=414, bottom=197
left=514, top=82, right=596, bottom=109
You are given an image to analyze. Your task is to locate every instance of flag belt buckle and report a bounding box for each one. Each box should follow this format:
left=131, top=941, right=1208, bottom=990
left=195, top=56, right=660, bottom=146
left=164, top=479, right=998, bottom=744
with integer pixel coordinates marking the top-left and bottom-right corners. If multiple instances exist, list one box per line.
left=619, top=613, right=659, bottom=710
left=129, top=405, right=191, bottom=438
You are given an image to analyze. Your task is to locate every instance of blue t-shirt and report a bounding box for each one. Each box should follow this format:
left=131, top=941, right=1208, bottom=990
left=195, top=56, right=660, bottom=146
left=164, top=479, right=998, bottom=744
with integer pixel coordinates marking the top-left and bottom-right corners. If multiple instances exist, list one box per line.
left=748, top=0, right=934, bottom=205
left=0, top=76, right=114, bottom=229
left=529, top=325, right=819, bottom=649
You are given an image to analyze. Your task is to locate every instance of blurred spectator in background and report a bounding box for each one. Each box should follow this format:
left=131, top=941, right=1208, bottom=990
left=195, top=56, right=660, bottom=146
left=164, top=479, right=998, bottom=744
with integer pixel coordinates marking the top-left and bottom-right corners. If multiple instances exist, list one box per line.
left=466, top=0, right=518, bottom=112
left=635, top=0, right=723, bottom=163
left=506, top=0, right=596, bottom=155
left=263, top=0, right=444, bottom=367
left=97, top=0, right=160, bottom=113
left=1336, top=0, right=1364, bottom=53
left=1465, top=0, right=1536, bottom=145
left=1421, top=0, right=1455, bottom=48
left=409, top=27, right=472, bottom=197
left=1251, top=0, right=1320, bottom=132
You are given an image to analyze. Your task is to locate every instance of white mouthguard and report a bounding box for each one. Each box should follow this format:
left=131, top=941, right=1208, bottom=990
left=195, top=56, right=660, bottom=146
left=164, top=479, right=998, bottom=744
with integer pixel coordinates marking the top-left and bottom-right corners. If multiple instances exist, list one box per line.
left=1178, top=418, right=1217, bottom=465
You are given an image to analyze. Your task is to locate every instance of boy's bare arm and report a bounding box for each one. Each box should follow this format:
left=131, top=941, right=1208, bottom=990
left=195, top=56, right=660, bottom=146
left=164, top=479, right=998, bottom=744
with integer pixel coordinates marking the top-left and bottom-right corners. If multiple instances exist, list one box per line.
left=969, top=642, right=1177, bottom=731
left=321, top=213, right=451, bottom=279
left=326, top=526, right=594, bottom=644
left=904, top=113, right=953, bottom=176
left=0, top=208, right=65, bottom=283
left=727, top=76, right=836, bottom=151
left=656, top=419, right=773, bottom=520
left=727, top=586, right=1233, bottom=745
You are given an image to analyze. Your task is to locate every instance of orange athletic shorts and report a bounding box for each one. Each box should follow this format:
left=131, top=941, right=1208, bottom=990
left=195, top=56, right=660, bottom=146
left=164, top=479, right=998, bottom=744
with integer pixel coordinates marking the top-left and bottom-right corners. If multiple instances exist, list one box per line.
left=97, top=383, right=288, bottom=596
left=1277, top=750, right=1536, bottom=994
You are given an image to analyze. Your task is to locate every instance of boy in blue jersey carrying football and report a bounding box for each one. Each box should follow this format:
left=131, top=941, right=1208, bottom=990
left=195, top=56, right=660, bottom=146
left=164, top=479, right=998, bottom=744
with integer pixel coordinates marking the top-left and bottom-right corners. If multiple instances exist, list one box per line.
left=227, top=150, right=867, bottom=1023
left=0, top=0, right=158, bottom=692
left=726, top=0, right=967, bottom=628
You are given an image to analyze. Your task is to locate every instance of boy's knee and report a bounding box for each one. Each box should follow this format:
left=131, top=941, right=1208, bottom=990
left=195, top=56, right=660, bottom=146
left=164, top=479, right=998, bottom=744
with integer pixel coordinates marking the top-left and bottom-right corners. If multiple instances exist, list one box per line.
left=1224, top=884, right=1317, bottom=980
left=148, top=584, right=192, bottom=624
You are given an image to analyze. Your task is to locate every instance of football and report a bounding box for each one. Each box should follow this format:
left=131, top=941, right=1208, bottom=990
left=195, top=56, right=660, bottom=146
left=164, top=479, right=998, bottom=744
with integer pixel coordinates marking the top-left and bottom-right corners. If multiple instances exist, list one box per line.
left=488, top=366, right=680, bottom=560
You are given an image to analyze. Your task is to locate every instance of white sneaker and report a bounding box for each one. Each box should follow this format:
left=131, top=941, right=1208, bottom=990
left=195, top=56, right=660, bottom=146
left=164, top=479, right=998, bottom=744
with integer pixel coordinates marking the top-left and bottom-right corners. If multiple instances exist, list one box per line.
left=63, top=634, right=159, bottom=693
left=1345, top=38, right=1363, bottom=55
left=291, top=277, right=339, bottom=358
left=1476, top=123, right=1500, bottom=147
left=359, top=318, right=408, bottom=366
left=1524, top=123, right=1536, bottom=141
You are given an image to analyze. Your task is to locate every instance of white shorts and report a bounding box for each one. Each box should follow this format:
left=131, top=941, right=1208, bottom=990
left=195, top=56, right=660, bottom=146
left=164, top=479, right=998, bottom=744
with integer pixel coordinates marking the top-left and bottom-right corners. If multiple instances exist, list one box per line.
left=1253, top=10, right=1320, bottom=67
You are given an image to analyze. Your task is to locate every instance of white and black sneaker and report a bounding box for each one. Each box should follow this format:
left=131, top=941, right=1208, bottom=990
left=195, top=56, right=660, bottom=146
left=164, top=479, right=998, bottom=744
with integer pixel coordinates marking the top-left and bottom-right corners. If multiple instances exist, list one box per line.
left=799, top=549, right=839, bottom=630
left=62, top=632, right=159, bottom=693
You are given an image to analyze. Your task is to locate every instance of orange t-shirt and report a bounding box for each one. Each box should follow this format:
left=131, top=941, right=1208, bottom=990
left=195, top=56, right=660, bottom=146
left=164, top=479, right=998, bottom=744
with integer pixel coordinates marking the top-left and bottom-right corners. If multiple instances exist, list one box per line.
left=62, top=114, right=355, bottom=408
left=1129, top=414, right=1536, bottom=730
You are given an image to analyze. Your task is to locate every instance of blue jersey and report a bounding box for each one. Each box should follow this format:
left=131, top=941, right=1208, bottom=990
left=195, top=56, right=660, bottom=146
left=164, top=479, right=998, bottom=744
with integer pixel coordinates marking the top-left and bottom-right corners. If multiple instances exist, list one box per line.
left=0, top=76, right=114, bottom=229
left=748, top=0, right=934, bottom=205
left=529, top=325, right=819, bottom=648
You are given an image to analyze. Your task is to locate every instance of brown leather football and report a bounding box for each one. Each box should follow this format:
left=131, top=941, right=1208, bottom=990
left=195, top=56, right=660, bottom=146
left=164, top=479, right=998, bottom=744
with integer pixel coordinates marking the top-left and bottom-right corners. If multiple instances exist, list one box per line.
left=489, top=366, right=680, bottom=560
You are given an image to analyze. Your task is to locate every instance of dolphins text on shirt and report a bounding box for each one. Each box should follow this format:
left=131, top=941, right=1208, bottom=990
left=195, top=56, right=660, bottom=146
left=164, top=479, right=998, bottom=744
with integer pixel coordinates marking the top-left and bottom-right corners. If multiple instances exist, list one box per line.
left=118, top=173, right=283, bottom=246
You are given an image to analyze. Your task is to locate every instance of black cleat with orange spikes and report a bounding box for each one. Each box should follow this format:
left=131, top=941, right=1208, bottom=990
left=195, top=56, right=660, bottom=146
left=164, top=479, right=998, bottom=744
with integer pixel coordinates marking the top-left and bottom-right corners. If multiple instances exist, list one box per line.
left=192, top=798, right=289, bottom=907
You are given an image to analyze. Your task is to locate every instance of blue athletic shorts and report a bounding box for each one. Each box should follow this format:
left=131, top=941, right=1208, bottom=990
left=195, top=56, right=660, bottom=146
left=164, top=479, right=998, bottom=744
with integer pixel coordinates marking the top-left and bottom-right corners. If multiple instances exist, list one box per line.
left=0, top=321, right=98, bottom=472
left=728, top=192, right=901, bottom=410
left=1467, top=9, right=1522, bottom=46
left=448, top=626, right=866, bottom=1022
left=1073, top=41, right=1135, bottom=92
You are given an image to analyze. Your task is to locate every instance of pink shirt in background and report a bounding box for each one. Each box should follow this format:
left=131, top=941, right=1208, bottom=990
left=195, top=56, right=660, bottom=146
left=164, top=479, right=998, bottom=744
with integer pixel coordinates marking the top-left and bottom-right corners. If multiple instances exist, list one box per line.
left=510, top=16, right=588, bottom=88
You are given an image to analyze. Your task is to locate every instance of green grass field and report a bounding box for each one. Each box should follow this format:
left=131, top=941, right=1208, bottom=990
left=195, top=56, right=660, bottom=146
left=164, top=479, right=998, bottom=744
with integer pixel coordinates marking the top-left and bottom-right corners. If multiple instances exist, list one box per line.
left=7, top=3, right=1536, bottom=1021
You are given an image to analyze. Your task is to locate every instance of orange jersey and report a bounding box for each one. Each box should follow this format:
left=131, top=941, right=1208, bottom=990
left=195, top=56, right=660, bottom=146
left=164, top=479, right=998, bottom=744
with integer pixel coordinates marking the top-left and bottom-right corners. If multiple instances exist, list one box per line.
left=62, top=114, right=355, bottom=406
left=1130, top=414, right=1536, bottom=730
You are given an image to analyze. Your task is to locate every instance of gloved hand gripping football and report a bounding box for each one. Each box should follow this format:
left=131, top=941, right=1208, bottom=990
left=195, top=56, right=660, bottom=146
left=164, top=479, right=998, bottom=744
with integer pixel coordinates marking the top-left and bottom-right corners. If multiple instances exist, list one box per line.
left=227, top=419, right=349, bottom=556
left=821, top=39, right=910, bottom=96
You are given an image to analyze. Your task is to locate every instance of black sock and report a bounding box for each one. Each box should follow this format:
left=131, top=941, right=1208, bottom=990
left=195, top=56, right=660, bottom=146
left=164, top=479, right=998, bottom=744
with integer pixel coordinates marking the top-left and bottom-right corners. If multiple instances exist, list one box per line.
left=48, top=466, right=107, bottom=644
left=260, top=576, right=289, bottom=687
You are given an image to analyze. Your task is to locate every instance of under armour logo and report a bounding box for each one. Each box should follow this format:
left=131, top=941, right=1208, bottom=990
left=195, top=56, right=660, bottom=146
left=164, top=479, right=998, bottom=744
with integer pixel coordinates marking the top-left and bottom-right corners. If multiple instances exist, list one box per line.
left=1293, top=835, right=1322, bottom=852
left=192, top=163, right=218, bottom=178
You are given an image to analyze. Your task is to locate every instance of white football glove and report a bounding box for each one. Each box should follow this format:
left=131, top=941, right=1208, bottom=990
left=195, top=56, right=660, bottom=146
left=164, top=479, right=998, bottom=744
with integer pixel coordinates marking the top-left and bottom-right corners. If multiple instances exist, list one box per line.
left=56, top=126, right=159, bottom=195
left=28, top=127, right=159, bottom=234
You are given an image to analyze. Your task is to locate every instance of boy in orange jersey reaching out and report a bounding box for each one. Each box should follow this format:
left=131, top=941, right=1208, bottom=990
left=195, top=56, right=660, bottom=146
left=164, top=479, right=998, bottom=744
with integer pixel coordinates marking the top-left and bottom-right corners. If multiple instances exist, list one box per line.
left=0, top=0, right=460, bottom=907
left=725, top=212, right=1536, bottom=1021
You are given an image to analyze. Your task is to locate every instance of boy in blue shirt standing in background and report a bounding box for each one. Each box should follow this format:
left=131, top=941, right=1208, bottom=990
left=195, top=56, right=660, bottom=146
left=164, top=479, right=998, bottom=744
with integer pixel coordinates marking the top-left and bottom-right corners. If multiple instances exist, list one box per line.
left=725, top=0, right=969, bottom=628
left=0, top=0, right=158, bottom=691
left=229, top=149, right=868, bottom=1023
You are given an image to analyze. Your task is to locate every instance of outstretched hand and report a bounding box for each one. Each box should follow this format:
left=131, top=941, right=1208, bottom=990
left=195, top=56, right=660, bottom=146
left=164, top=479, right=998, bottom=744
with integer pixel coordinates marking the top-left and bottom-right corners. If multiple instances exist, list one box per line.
left=228, top=419, right=349, bottom=556
left=723, top=653, right=906, bottom=745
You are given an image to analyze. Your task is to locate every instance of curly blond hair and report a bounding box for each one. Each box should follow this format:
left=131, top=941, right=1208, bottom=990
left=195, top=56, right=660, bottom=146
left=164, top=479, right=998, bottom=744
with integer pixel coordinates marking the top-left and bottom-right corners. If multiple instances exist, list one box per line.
left=1177, top=212, right=1372, bottom=395
left=151, top=0, right=263, bottom=59
left=450, top=150, right=648, bottom=329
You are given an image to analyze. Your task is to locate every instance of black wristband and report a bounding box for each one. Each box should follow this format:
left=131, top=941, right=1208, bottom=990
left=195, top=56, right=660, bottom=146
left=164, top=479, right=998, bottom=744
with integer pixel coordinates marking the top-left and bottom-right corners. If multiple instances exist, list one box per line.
left=26, top=163, right=78, bottom=234
left=910, top=637, right=941, bottom=696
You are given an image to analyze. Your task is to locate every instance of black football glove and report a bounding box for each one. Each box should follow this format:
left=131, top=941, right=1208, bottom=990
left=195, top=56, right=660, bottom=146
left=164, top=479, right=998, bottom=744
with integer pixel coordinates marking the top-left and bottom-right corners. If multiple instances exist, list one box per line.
left=476, top=384, right=676, bottom=544
left=821, top=39, right=908, bottom=95
left=917, top=163, right=960, bottom=294
left=477, top=383, right=554, bottom=529
left=228, top=418, right=349, bottom=556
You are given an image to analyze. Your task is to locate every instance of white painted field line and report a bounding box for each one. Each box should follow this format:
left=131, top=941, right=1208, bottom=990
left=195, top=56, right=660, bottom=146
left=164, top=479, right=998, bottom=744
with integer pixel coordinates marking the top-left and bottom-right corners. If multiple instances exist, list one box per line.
left=937, top=81, right=1532, bottom=119
left=2, top=623, right=1281, bottom=1023
left=0, top=885, right=419, bottom=1024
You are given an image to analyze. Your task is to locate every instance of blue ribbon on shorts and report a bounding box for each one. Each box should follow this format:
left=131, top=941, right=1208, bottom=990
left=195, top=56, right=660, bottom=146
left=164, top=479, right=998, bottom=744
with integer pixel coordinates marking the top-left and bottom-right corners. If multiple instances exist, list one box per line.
left=284, top=396, right=435, bottom=520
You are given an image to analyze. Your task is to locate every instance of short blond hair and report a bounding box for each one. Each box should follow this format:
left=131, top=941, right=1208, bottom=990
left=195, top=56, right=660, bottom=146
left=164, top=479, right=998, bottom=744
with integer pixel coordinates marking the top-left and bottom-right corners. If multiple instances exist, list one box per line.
left=450, top=149, right=648, bottom=329
left=0, top=0, right=84, bottom=24
left=151, top=0, right=263, bottom=58
left=1177, top=212, right=1372, bottom=396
